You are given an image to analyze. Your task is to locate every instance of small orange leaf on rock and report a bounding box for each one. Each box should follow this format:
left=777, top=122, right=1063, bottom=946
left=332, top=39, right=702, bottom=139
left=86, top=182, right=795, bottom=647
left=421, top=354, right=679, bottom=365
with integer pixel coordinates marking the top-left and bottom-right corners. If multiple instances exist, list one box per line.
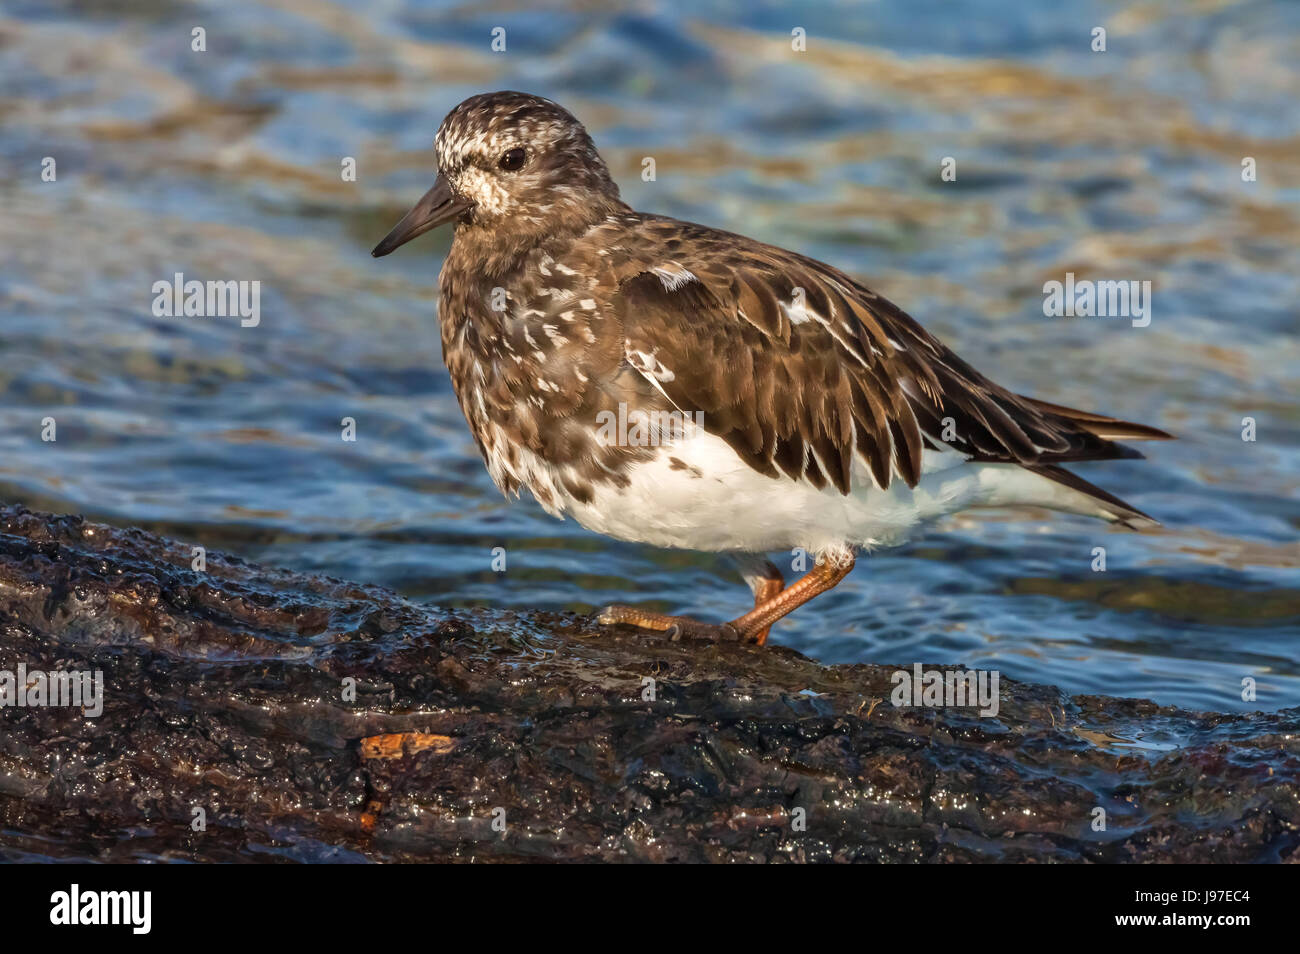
left=360, top=732, right=456, bottom=760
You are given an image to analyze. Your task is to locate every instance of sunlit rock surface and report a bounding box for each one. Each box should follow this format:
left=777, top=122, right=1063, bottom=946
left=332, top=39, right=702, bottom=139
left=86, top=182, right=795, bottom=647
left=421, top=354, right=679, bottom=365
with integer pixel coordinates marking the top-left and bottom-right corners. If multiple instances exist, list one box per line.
left=0, top=506, right=1295, bottom=862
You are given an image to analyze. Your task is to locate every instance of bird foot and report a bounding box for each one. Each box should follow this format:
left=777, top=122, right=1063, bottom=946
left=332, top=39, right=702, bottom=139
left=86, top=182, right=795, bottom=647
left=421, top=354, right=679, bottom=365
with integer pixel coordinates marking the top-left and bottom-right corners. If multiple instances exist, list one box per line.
left=596, top=605, right=743, bottom=642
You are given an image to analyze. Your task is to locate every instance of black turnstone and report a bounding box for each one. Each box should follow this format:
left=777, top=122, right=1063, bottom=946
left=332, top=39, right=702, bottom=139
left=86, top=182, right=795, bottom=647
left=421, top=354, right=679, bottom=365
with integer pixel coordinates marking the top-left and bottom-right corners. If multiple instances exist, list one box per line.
left=372, top=91, right=1172, bottom=645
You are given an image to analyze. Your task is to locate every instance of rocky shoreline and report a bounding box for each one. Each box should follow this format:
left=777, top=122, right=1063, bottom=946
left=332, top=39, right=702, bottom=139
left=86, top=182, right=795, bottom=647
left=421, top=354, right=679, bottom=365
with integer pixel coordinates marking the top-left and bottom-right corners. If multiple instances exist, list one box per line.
left=0, top=505, right=1296, bottom=862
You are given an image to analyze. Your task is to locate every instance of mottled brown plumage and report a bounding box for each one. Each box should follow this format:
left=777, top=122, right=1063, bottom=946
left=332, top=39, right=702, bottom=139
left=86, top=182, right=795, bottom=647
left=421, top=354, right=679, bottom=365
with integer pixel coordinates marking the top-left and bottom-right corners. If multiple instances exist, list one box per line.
left=372, top=91, right=1172, bottom=644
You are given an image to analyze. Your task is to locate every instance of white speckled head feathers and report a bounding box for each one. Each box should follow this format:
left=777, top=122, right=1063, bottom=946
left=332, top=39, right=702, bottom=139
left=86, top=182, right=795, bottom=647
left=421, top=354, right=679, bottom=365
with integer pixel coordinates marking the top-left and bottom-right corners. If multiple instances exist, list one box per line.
left=433, top=91, right=623, bottom=232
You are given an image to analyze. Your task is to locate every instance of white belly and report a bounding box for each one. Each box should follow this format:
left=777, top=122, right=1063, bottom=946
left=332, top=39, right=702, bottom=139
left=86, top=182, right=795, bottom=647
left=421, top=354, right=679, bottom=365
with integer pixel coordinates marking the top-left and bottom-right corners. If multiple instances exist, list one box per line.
left=499, top=429, right=1111, bottom=560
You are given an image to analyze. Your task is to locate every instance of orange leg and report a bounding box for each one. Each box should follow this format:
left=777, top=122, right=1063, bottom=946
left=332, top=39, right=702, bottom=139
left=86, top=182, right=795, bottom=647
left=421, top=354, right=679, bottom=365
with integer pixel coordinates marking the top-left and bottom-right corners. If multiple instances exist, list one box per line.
left=598, top=555, right=854, bottom=645
left=745, top=560, right=786, bottom=646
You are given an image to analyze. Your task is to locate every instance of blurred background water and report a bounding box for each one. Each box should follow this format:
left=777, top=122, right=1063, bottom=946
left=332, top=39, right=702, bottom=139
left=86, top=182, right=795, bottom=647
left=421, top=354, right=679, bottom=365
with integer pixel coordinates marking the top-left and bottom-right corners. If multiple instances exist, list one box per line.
left=1, top=0, right=1296, bottom=713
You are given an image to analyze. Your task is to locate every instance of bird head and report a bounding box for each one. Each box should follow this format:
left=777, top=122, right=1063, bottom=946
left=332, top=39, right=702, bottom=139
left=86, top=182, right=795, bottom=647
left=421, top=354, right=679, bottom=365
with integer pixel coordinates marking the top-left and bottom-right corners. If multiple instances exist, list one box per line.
left=372, top=91, right=623, bottom=258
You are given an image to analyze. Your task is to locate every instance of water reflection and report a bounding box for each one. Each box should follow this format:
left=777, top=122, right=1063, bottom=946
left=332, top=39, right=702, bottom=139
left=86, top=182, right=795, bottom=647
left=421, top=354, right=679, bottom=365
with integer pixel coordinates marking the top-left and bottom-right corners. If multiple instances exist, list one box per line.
left=0, top=0, right=1297, bottom=712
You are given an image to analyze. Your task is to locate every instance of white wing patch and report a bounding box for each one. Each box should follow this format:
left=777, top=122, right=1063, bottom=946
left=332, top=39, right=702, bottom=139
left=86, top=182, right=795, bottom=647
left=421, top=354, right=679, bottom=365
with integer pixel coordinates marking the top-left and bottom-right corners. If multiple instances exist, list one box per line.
left=651, top=263, right=698, bottom=291
left=628, top=348, right=675, bottom=383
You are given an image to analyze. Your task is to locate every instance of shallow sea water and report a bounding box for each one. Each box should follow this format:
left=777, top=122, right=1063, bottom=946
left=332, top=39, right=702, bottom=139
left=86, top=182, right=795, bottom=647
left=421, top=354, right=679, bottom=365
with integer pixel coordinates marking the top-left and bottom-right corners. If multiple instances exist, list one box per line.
left=1, top=0, right=1297, bottom=712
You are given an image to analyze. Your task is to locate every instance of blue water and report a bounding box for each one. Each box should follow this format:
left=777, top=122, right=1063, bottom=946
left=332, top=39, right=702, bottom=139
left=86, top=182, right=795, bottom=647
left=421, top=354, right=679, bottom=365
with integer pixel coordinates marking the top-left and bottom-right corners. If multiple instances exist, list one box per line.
left=1, top=0, right=1297, bottom=712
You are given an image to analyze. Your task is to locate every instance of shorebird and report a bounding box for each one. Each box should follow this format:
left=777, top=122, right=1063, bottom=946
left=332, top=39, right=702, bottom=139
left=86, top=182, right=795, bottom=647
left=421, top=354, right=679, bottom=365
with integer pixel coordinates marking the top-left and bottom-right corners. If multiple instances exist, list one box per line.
left=372, top=91, right=1171, bottom=645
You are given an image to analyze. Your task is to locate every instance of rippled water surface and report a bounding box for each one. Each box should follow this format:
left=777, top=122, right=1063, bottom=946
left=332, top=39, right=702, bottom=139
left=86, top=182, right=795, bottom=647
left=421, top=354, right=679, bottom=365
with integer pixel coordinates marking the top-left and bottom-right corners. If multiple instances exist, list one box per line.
left=2, top=0, right=1297, bottom=712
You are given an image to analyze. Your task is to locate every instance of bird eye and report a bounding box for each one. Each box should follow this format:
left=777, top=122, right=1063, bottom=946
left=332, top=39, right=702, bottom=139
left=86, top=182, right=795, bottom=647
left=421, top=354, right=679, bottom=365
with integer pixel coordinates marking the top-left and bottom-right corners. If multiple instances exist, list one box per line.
left=498, top=147, right=526, bottom=171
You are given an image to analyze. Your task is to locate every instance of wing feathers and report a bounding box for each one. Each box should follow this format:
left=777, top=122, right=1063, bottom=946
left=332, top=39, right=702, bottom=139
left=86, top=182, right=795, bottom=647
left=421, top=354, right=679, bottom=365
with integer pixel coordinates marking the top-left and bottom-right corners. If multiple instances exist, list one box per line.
left=1028, top=464, right=1159, bottom=530
left=1021, top=396, right=1175, bottom=442
left=613, top=219, right=1170, bottom=497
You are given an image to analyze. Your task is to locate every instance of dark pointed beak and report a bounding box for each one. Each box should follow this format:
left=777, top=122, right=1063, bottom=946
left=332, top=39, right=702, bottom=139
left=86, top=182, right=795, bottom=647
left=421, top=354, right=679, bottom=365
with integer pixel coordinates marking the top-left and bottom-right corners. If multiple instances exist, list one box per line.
left=371, top=174, right=472, bottom=257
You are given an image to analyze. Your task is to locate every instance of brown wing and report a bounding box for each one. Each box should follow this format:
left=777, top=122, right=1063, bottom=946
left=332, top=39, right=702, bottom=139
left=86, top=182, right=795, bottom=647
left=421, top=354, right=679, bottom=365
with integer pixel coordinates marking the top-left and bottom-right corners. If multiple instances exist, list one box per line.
left=612, top=219, right=1169, bottom=495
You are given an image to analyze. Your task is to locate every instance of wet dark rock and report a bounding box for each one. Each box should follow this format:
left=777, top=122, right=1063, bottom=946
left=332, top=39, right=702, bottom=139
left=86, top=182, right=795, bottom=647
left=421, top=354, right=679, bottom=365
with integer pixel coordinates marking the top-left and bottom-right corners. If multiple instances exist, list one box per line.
left=0, top=504, right=1296, bottom=862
